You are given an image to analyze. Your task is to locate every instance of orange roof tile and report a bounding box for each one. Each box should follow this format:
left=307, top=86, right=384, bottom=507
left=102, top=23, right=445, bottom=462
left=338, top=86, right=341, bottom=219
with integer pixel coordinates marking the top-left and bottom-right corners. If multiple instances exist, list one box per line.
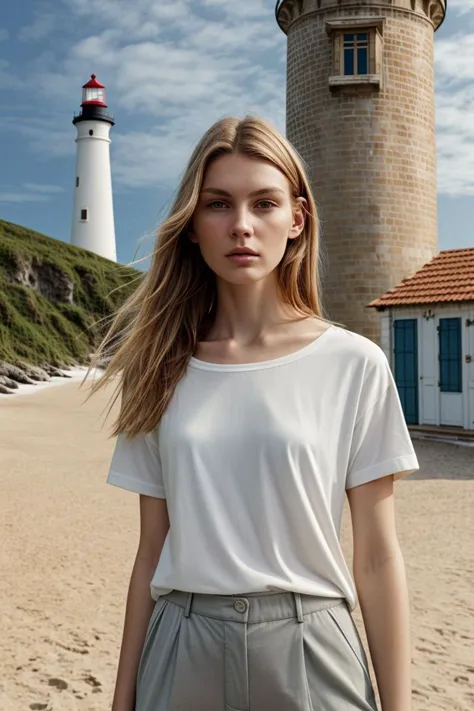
left=368, top=248, right=474, bottom=308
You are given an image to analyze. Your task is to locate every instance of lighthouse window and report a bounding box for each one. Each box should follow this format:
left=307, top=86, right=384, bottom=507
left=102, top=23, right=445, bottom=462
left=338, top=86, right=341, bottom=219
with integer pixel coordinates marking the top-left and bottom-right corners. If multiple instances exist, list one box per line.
left=89, top=129, right=94, bottom=136
left=76, top=177, right=79, bottom=187
left=80, top=209, right=88, bottom=221
left=83, top=87, right=105, bottom=103
left=343, top=33, right=369, bottom=75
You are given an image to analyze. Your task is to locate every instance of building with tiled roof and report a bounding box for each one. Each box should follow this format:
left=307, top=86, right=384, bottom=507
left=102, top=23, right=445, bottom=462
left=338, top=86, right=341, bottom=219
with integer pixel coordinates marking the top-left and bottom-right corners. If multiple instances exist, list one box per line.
left=368, top=248, right=474, bottom=433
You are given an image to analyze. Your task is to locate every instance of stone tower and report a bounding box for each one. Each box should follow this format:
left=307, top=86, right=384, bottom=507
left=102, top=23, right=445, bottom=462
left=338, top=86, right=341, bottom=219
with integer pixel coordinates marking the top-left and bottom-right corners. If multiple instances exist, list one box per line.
left=276, top=0, right=447, bottom=344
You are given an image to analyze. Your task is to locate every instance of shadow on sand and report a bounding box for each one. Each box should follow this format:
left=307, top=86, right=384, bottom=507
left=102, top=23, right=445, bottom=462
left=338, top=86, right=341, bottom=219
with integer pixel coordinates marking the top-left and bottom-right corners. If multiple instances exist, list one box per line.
left=407, top=438, right=474, bottom=481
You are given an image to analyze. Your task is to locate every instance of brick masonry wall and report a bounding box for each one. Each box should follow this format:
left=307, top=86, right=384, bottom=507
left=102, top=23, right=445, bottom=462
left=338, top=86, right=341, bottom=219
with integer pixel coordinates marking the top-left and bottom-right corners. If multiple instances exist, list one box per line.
left=284, top=3, right=440, bottom=344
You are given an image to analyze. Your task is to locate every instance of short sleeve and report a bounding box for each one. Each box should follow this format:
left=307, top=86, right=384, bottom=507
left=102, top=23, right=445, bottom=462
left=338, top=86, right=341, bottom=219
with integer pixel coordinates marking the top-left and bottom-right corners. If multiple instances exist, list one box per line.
left=106, top=430, right=166, bottom=498
left=346, top=353, right=420, bottom=490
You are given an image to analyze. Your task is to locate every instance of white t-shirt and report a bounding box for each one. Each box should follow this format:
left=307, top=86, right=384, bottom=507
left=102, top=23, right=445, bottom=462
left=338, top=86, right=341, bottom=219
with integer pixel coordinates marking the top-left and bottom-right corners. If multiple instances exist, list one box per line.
left=106, top=325, right=419, bottom=610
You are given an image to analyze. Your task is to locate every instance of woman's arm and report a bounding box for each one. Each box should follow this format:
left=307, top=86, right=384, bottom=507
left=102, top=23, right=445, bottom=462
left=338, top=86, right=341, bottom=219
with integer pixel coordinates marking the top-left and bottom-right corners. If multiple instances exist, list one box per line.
left=111, top=495, right=170, bottom=711
left=347, top=475, right=412, bottom=711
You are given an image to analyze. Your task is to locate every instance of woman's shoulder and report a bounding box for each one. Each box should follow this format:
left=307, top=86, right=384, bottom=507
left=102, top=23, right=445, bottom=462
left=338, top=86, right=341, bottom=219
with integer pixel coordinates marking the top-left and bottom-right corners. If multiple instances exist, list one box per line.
left=330, top=324, right=388, bottom=363
left=325, top=325, right=392, bottom=390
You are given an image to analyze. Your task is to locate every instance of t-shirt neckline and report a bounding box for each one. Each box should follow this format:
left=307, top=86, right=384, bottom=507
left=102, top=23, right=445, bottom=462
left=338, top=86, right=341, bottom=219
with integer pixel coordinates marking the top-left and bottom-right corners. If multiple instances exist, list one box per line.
left=188, top=324, right=337, bottom=372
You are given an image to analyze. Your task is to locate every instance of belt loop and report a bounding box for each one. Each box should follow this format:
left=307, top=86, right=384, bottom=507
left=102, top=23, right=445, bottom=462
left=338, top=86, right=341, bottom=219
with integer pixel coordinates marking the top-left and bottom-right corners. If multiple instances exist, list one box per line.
left=293, top=592, right=304, bottom=623
left=184, top=592, right=194, bottom=618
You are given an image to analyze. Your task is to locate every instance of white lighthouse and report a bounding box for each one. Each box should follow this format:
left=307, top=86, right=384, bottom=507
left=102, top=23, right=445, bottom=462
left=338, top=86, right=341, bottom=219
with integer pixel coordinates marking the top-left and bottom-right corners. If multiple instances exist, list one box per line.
left=71, top=73, right=117, bottom=262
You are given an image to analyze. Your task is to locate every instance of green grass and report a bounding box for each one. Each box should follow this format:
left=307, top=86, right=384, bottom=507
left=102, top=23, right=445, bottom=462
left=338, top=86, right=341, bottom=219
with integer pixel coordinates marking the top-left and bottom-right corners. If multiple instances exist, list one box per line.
left=0, top=219, right=140, bottom=368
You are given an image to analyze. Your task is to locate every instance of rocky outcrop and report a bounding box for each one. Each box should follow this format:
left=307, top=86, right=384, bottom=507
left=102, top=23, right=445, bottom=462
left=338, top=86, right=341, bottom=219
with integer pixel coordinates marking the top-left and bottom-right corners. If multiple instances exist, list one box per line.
left=1, top=245, right=84, bottom=394
left=0, top=361, right=72, bottom=395
left=0, top=218, right=137, bottom=396
left=10, top=254, right=74, bottom=304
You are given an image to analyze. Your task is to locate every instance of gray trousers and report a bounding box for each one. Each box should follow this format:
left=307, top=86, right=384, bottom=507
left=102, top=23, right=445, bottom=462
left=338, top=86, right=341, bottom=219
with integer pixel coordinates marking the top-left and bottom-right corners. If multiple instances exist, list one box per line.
left=136, top=590, right=378, bottom=711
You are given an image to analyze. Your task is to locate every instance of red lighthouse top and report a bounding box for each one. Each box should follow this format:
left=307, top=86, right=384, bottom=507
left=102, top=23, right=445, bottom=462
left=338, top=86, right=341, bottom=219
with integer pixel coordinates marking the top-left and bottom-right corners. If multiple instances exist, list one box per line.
left=81, top=73, right=107, bottom=108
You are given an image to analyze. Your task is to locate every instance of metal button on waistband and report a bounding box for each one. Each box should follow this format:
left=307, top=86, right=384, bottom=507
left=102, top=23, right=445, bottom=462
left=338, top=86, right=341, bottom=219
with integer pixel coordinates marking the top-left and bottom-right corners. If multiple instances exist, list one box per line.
left=233, top=599, right=248, bottom=613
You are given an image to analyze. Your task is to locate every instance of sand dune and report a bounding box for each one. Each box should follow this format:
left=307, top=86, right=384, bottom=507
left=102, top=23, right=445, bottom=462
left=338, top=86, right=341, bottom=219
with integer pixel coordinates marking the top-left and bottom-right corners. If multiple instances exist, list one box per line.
left=0, top=378, right=473, bottom=710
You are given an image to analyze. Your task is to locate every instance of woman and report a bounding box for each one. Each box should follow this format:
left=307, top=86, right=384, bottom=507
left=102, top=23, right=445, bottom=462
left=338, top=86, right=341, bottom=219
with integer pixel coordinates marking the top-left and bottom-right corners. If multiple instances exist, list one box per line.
left=88, top=116, right=419, bottom=711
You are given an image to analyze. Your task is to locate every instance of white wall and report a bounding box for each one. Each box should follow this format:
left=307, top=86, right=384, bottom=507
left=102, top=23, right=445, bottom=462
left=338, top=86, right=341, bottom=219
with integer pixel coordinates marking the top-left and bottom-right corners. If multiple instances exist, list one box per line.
left=378, top=303, right=474, bottom=430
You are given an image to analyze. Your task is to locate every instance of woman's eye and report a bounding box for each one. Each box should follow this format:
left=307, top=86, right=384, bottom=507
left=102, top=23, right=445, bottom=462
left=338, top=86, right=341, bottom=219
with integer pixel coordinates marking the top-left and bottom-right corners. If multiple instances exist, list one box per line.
left=207, top=201, right=227, bottom=209
left=206, top=200, right=276, bottom=209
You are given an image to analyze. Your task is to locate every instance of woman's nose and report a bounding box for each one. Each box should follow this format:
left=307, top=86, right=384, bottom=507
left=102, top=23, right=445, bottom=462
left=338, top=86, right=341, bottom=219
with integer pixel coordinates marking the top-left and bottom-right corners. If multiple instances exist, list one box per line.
left=231, top=208, right=254, bottom=236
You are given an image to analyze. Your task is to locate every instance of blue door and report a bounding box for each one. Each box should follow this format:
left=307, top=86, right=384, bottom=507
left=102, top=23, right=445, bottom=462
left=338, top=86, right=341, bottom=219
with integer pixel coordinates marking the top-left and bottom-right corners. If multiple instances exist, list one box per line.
left=438, top=318, right=462, bottom=392
left=394, top=319, right=419, bottom=425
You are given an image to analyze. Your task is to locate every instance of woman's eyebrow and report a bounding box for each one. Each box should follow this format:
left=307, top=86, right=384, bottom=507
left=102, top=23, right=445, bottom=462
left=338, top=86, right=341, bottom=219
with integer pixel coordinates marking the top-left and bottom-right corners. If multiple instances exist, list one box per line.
left=201, top=187, right=286, bottom=197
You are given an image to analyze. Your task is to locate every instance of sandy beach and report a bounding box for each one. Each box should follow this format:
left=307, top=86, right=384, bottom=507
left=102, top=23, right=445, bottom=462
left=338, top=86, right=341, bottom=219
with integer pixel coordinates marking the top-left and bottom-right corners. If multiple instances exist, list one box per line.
left=0, top=377, right=473, bottom=711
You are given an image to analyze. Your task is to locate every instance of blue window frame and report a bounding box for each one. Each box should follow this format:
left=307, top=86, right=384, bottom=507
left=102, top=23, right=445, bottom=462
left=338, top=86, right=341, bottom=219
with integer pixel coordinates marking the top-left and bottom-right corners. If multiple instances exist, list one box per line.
left=343, top=32, right=369, bottom=76
left=438, top=318, right=462, bottom=393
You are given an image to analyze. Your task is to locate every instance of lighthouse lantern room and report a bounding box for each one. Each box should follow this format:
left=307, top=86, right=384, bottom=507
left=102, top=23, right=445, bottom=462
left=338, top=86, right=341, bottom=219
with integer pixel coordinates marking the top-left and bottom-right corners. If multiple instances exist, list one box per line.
left=82, top=73, right=107, bottom=106
left=70, top=73, right=117, bottom=262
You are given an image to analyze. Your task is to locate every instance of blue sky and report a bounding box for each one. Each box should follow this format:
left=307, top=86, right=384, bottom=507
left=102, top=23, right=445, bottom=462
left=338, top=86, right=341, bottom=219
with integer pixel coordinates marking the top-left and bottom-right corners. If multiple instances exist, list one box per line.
left=0, top=0, right=472, bottom=268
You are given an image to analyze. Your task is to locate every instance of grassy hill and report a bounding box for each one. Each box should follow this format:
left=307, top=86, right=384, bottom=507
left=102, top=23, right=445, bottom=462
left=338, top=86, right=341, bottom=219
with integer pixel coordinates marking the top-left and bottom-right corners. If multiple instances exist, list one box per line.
left=0, top=219, right=140, bottom=372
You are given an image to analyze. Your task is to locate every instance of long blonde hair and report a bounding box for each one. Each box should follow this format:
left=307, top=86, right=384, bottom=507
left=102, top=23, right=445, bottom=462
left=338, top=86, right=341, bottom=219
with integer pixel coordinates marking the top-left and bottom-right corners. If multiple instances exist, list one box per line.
left=86, top=116, right=339, bottom=438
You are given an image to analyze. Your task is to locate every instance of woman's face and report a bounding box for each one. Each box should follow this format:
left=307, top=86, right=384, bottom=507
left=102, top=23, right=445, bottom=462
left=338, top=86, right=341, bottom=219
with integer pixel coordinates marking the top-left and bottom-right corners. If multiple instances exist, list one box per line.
left=189, top=153, right=306, bottom=285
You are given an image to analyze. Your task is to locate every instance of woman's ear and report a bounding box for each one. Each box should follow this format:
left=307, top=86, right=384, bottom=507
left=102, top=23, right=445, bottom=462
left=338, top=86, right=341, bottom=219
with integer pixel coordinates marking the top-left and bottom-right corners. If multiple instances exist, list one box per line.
left=288, top=197, right=307, bottom=240
left=188, top=221, right=198, bottom=244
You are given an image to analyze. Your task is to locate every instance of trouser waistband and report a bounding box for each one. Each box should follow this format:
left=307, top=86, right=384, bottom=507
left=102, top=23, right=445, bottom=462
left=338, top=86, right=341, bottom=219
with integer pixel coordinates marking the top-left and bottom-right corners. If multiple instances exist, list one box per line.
left=161, top=589, right=345, bottom=624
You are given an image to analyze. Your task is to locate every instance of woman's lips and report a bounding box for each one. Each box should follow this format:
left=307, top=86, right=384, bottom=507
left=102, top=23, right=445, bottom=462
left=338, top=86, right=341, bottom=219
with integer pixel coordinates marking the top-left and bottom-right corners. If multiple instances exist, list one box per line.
left=226, top=254, right=260, bottom=265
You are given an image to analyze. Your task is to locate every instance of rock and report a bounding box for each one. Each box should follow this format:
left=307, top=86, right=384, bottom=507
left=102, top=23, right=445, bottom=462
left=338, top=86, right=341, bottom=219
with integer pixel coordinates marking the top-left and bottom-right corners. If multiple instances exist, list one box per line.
left=0, top=359, right=87, bottom=393
left=12, top=255, right=74, bottom=304
left=0, top=376, right=19, bottom=390
left=42, top=364, right=58, bottom=376
left=21, top=364, right=51, bottom=382
left=42, top=364, right=72, bottom=378
left=0, top=362, right=36, bottom=385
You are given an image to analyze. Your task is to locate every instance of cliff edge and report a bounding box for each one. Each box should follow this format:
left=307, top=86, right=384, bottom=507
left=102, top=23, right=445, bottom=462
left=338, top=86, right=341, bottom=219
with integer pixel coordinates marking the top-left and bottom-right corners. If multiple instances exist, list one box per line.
left=0, top=219, right=139, bottom=394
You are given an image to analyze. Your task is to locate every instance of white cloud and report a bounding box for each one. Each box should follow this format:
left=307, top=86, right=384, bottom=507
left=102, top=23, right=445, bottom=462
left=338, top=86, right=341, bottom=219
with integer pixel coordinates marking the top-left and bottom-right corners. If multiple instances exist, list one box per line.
left=0, top=191, right=50, bottom=204
left=434, top=32, right=474, bottom=196
left=0, top=60, right=19, bottom=89
left=197, top=0, right=271, bottom=20
left=23, top=183, right=66, bottom=194
left=64, top=0, right=191, bottom=34
left=435, top=33, right=474, bottom=87
left=19, top=10, right=59, bottom=42
left=450, top=0, right=474, bottom=15
left=0, top=116, right=74, bottom=158
left=0, top=181, right=66, bottom=204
